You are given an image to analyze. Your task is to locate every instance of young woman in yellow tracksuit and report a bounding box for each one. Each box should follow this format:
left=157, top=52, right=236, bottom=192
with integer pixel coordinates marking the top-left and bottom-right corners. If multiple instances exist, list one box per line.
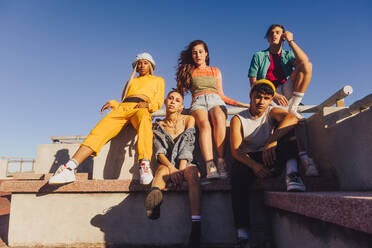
left=49, top=52, right=165, bottom=185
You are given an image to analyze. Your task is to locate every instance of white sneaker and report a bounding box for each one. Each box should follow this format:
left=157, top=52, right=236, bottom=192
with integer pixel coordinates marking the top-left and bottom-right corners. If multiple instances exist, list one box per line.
left=139, top=160, right=153, bottom=185
left=288, top=105, right=304, bottom=120
left=48, top=165, right=76, bottom=184
left=286, top=172, right=306, bottom=192
left=206, top=161, right=220, bottom=179
left=302, top=157, right=320, bottom=176
left=217, top=159, right=228, bottom=179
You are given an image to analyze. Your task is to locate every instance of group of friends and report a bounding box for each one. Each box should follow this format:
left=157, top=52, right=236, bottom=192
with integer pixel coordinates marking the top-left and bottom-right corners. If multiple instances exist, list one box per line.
left=48, top=24, right=319, bottom=248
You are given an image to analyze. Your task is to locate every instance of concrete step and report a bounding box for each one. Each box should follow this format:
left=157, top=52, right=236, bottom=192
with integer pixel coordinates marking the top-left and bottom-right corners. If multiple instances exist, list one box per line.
left=265, top=191, right=372, bottom=248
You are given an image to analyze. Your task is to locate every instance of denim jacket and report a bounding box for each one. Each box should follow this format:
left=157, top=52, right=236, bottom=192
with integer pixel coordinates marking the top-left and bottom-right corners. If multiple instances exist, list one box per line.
left=153, top=121, right=196, bottom=167
left=248, top=49, right=296, bottom=80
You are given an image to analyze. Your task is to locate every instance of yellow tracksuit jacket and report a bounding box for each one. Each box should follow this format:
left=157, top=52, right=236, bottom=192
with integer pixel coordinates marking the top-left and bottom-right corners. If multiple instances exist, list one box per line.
left=82, top=74, right=165, bottom=160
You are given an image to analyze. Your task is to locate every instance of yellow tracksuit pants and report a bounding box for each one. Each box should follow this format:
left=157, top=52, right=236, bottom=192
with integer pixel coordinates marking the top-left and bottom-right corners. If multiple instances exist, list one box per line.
left=82, top=102, right=153, bottom=161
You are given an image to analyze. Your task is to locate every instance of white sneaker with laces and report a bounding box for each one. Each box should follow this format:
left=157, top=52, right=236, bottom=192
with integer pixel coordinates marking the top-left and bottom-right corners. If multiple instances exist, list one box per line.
left=217, top=159, right=228, bottom=179
left=206, top=161, right=220, bottom=179
left=48, top=164, right=76, bottom=184
left=286, top=172, right=306, bottom=192
left=139, top=160, right=153, bottom=185
left=288, top=105, right=304, bottom=120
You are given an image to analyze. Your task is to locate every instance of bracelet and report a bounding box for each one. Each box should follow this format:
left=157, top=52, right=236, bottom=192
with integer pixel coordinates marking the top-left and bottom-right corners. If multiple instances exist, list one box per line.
left=288, top=40, right=294, bottom=43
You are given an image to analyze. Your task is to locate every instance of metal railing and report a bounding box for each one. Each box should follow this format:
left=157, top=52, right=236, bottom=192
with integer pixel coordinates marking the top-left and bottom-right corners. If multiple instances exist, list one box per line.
left=0, top=156, right=36, bottom=177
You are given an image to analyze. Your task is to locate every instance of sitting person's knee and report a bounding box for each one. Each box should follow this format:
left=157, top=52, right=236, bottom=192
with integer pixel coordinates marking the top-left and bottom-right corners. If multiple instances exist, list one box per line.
left=155, top=165, right=170, bottom=176
left=136, top=108, right=151, bottom=116
left=198, top=119, right=211, bottom=131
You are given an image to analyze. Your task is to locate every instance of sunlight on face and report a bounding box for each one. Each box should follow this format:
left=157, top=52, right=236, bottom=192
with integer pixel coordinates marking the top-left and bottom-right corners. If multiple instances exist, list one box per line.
left=191, top=44, right=208, bottom=66
left=268, top=26, right=284, bottom=45
left=136, top=59, right=151, bottom=76
left=250, top=91, right=273, bottom=113
left=165, top=91, right=184, bottom=113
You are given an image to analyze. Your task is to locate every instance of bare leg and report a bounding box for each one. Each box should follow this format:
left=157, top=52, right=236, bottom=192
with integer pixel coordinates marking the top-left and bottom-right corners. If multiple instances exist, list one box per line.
left=209, top=106, right=227, bottom=158
left=71, top=145, right=94, bottom=166
left=184, top=166, right=201, bottom=216
left=192, top=109, right=214, bottom=161
left=290, top=61, right=313, bottom=94
left=146, top=164, right=169, bottom=219
left=151, top=165, right=170, bottom=190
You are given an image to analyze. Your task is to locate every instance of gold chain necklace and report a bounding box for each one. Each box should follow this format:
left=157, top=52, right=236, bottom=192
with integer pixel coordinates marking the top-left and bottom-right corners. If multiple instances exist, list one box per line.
left=164, top=113, right=180, bottom=129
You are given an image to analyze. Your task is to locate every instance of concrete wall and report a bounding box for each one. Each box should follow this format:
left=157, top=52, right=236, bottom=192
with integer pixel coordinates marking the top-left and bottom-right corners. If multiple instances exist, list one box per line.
left=270, top=208, right=372, bottom=248
left=36, top=124, right=141, bottom=180
left=8, top=192, right=235, bottom=247
left=306, top=107, right=372, bottom=190
left=0, top=160, right=8, bottom=179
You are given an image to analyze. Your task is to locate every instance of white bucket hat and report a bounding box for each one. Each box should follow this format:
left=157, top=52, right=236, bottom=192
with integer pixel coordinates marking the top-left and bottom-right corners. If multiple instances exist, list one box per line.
left=132, top=52, right=156, bottom=70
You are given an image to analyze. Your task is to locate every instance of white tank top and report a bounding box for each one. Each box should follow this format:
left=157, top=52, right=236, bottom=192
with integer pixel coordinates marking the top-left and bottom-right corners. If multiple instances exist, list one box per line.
left=236, top=106, right=275, bottom=153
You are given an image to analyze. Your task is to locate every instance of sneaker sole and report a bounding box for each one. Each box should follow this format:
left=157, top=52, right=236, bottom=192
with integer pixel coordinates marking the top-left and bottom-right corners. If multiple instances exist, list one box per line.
left=287, top=184, right=306, bottom=192
left=48, top=179, right=76, bottom=185
left=206, top=173, right=220, bottom=180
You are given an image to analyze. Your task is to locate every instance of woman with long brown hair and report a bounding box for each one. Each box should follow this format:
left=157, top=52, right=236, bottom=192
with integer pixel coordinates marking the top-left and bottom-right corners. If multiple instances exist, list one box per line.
left=176, top=40, right=249, bottom=179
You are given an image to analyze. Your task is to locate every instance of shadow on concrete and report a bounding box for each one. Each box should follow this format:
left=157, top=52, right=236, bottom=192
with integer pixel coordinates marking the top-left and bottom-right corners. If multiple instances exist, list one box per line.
left=36, top=182, right=74, bottom=196
left=0, top=214, right=9, bottom=246
left=103, top=124, right=138, bottom=179
left=90, top=189, right=189, bottom=248
left=49, top=149, right=94, bottom=179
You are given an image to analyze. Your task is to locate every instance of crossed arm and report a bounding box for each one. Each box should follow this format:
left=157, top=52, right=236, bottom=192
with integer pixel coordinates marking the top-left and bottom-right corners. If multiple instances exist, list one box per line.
left=156, top=116, right=195, bottom=185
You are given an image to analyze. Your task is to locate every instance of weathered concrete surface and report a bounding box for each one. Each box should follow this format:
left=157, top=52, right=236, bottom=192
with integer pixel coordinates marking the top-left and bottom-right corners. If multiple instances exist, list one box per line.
left=306, top=107, right=372, bottom=190
left=270, top=208, right=372, bottom=248
left=265, top=191, right=372, bottom=234
left=8, top=192, right=235, bottom=247
left=0, top=161, right=8, bottom=180
left=36, top=125, right=141, bottom=180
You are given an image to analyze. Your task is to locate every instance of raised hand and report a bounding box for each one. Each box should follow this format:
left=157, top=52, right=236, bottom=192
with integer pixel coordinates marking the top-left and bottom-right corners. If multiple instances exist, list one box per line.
left=273, top=93, right=289, bottom=106
left=283, top=31, right=294, bottom=42
left=100, top=102, right=113, bottom=115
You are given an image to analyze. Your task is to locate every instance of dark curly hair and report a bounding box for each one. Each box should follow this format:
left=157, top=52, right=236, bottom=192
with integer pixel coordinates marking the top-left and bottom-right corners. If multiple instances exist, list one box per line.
left=250, top=83, right=275, bottom=97
left=167, top=88, right=184, bottom=100
left=176, top=40, right=210, bottom=95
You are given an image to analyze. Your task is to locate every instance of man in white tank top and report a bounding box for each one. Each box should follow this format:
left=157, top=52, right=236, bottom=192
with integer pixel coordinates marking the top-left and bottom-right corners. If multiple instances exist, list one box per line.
left=229, top=79, right=306, bottom=247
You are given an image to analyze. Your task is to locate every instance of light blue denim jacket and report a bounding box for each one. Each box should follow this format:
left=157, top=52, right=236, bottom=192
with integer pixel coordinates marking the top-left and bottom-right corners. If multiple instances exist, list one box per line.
left=153, top=121, right=196, bottom=168
left=248, top=49, right=296, bottom=80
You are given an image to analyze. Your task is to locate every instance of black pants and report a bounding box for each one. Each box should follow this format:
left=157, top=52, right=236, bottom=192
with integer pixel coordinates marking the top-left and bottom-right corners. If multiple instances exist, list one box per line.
left=230, top=131, right=298, bottom=229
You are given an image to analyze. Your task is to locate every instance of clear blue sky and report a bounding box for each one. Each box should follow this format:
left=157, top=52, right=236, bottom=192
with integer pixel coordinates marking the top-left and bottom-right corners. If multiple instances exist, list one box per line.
left=1, top=0, right=371, bottom=157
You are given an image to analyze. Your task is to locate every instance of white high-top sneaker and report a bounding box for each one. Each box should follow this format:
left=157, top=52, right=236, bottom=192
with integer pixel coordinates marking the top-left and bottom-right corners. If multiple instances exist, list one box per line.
left=139, top=160, right=154, bottom=185
left=48, top=164, right=76, bottom=184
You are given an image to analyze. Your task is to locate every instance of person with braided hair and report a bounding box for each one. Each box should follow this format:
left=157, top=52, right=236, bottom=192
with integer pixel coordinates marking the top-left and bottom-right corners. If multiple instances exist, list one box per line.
left=49, top=52, right=165, bottom=185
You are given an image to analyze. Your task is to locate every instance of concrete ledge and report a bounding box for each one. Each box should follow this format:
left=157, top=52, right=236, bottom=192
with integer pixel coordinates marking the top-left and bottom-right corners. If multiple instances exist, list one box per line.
left=13, top=173, right=88, bottom=180
left=0, top=178, right=231, bottom=193
left=265, top=191, right=372, bottom=234
left=0, top=173, right=338, bottom=193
